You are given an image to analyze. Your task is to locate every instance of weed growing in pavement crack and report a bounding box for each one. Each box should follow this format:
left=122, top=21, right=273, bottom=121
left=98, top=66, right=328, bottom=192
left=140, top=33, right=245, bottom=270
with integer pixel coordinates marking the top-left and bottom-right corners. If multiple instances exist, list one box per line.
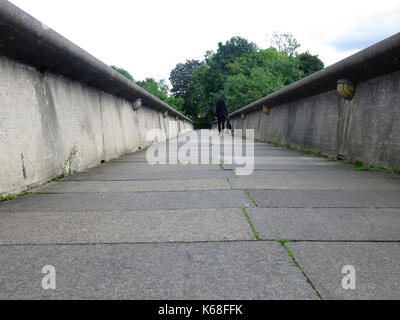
left=245, top=189, right=259, bottom=207
left=241, top=207, right=260, bottom=240
left=280, top=241, right=323, bottom=299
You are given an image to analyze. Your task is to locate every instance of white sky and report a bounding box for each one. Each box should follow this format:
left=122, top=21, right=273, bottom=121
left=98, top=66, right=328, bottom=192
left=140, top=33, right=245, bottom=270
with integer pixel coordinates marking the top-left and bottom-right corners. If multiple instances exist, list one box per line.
left=9, top=0, right=400, bottom=85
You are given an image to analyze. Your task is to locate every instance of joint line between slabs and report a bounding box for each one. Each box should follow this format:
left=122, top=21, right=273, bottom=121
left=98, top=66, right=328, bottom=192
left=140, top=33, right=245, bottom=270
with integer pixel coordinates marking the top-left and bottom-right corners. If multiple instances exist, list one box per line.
left=244, top=189, right=259, bottom=207
left=279, top=241, right=323, bottom=300
left=241, top=207, right=260, bottom=240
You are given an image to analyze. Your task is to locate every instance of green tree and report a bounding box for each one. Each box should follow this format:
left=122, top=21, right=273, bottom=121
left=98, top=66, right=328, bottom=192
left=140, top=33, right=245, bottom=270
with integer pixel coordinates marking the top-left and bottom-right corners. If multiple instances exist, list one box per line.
left=110, top=65, right=183, bottom=112
left=167, top=95, right=185, bottom=112
left=204, top=36, right=258, bottom=93
left=223, top=47, right=303, bottom=111
left=136, top=78, right=164, bottom=98
left=269, top=32, right=300, bottom=57
left=170, top=60, right=202, bottom=98
left=224, top=67, right=285, bottom=112
left=188, top=36, right=258, bottom=120
left=167, top=33, right=325, bottom=120
left=111, top=65, right=134, bottom=81
left=228, top=48, right=303, bottom=86
left=136, top=78, right=183, bottom=111
left=296, top=51, right=324, bottom=76
left=211, top=36, right=258, bottom=74
left=169, top=60, right=202, bottom=117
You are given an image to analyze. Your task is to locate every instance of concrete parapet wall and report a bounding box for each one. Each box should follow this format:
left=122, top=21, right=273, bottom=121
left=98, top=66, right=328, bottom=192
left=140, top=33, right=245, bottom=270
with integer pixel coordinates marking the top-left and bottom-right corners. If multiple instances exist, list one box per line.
left=0, top=56, right=193, bottom=195
left=0, top=2, right=193, bottom=195
left=214, top=33, right=400, bottom=170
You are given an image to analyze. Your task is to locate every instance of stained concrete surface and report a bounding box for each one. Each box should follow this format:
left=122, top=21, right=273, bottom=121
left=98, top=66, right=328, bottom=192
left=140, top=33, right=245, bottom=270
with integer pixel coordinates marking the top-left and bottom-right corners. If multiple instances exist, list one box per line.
left=286, top=242, right=400, bottom=300
left=36, top=179, right=231, bottom=193
left=0, top=208, right=255, bottom=245
left=249, top=190, right=400, bottom=208
left=1, top=131, right=400, bottom=299
left=246, top=208, right=400, bottom=241
left=0, top=242, right=318, bottom=300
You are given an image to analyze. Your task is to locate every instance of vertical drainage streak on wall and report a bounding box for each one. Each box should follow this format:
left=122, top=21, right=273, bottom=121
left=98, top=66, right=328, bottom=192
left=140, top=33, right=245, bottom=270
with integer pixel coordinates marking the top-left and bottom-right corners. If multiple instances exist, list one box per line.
left=34, top=72, right=62, bottom=172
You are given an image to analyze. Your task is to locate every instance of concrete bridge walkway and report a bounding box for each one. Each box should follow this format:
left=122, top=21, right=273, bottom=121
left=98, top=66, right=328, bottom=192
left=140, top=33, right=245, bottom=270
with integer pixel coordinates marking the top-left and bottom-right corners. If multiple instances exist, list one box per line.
left=0, top=130, right=399, bottom=299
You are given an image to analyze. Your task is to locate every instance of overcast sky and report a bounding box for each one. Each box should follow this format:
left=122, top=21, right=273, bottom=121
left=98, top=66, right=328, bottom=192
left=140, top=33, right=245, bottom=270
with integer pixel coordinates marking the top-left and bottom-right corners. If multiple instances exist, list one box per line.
left=9, top=0, right=400, bottom=84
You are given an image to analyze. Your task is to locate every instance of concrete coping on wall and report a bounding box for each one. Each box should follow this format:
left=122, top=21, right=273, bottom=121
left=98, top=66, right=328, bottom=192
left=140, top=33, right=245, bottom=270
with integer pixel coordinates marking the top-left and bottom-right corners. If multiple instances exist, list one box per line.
left=223, top=32, right=400, bottom=120
left=0, top=1, right=193, bottom=123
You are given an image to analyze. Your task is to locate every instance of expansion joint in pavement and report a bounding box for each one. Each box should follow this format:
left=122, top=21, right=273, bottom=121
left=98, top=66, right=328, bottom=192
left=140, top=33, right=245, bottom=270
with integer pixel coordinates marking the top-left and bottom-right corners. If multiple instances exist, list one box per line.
left=241, top=207, right=260, bottom=240
left=244, top=189, right=259, bottom=207
left=0, top=239, right=260, bottom=248
left=279, top=241, right=323, bottom=300
left=236, top=205, right=324, bottom=301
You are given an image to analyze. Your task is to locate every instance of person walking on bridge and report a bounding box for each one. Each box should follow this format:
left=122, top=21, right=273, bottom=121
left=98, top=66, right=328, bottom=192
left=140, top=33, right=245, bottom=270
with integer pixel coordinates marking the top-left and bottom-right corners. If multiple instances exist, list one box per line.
left=215, top=97, right=228, bottom=134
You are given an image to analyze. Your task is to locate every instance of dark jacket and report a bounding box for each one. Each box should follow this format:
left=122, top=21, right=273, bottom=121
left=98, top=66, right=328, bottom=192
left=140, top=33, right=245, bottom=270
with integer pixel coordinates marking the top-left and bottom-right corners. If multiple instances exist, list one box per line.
left=215, top=98, right=228, bottom=119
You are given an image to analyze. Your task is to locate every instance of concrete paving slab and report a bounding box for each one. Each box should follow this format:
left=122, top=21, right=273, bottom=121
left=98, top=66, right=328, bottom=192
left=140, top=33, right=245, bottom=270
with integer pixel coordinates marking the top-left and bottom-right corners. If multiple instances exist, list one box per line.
left=114, top=154, right=216, bottom=162
left=224, top=156, right=334, bottom=166
left=35, top=179, right=230, bottom=193
left=225, top=156, right=334, bottom=169
left=253, top=156, right=332, bottom=163
left=217, top=146, right=288, bottom=151
left=232, top=169, right=399, bottom=180
left=246, top=208, right=400, bottom=241
left=0, top=208, right=255, bottom=245
left=0, top=242, right=318, bottom=299
left=116, top=146, right=292, bottom=163
left=252, top=147, right=289, bottom=151
left=88, top=163, right=221, bottom=173
left=65, top=170, right=233, bottom=181
left=2, top=131, right=399, bottom=300
left=225, top=164, right=355, bottom=172
left=251, top=151, right=316, bottom=157
left=249, top=190, right=400, bottom=208
left=221, top=156, right=325, bottom=166
left=216, top=147, right=286, bottom=152
left=287, top=242, right=400, bottom=300
left=230, top=175, right=400, bottom=190
left=114, top=153, right=223, bottom=164
left=252, top=146, right=288, bottom=150
left=113, top=147, right=216, bottom=159
left=112, top=158, right=152, bottom=162
left=0, top=190, right=254, bottom=212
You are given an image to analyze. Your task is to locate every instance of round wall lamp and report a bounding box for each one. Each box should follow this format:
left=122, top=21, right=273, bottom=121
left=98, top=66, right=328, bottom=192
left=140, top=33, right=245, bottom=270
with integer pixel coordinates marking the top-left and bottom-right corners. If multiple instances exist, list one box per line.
left=132, top=98, right=142, bottom=111
left=163, top=111, right=168, bottom=118
left=337, top=79, right=356, bottom=100
left=263, top=106, right=270, bottom=115
left=241, top=113, right=246, bottom=119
